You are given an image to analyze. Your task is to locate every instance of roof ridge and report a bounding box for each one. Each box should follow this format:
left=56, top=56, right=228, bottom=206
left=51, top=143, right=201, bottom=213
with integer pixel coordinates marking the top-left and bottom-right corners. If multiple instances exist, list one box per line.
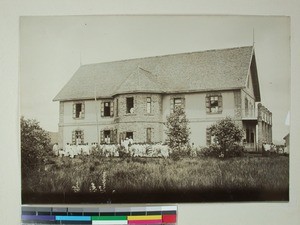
left=54, top=46, right=256, bottom=101
left=79, top=46, right=254, bottom=67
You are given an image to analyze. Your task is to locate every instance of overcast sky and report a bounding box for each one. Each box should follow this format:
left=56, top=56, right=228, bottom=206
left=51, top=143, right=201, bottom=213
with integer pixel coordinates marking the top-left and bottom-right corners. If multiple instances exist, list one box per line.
left=20, top=15, right=290, bottom=143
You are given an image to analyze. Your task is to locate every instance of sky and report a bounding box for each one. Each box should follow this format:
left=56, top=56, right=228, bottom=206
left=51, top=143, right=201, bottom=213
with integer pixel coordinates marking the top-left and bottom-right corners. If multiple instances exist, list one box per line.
left=20, top=15, right=290, bottom=144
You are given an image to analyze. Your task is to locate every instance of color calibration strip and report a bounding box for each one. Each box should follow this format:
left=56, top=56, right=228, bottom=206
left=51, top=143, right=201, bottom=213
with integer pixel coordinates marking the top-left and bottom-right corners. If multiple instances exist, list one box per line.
left=22, top=206, right=177, bottom=224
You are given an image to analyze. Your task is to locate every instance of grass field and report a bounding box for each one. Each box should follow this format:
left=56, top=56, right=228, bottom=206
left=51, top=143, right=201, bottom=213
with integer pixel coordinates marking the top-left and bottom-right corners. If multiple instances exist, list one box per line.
left=22, top=155, right=289, bottom=203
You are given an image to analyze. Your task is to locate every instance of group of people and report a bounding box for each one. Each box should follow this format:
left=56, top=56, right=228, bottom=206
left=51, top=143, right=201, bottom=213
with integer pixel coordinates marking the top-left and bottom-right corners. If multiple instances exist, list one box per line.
left=262, top=142, right=286, bottom=154
left=120, top=137, right=134, bottom=151
left=52, top=137, right=171, bottom=158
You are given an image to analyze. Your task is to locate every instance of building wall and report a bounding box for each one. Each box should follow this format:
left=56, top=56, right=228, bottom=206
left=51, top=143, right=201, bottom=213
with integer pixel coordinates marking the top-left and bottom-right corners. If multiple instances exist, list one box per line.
left=244, top=69, right=255, bottom=99
left=58, top=89, right=267, bottom=149
left=162, top=91, right=238, bottom=146
left=257, top=103, right=273, bottom=151
left=115, top=93, right=163, bottom=143
left=63, top=99, right=114, bottom=125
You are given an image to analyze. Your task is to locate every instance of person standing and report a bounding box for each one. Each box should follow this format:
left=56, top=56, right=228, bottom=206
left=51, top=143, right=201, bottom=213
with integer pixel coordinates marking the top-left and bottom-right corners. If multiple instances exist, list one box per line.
left=52, top=143, right=59, bottom=156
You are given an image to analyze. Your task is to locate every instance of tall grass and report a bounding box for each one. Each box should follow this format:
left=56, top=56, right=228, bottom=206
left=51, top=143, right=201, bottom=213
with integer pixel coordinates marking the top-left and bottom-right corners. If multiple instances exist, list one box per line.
left=22, top=155, right=289, bottom=195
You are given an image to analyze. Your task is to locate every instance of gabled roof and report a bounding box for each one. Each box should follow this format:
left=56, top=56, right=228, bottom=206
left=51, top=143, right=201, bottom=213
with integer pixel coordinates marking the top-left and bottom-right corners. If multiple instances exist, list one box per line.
left=53, top=46, right=261, bottom=101
left=113, top=67, right=163, bottom=95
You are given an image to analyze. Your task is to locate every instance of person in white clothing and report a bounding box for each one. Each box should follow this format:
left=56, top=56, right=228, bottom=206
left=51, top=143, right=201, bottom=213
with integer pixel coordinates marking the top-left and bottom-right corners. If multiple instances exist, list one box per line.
left=52, top=143, right=59, bottom=156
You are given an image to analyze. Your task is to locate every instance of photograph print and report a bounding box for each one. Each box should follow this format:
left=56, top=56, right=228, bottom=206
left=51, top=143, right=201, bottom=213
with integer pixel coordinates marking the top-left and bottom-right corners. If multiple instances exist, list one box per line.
left=20, top=15, right=290, bottom=204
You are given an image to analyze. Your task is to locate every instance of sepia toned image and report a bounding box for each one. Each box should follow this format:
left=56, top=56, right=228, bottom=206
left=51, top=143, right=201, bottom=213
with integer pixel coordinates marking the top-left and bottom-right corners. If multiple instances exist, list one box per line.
left=20, top=15, right=290, bottom=204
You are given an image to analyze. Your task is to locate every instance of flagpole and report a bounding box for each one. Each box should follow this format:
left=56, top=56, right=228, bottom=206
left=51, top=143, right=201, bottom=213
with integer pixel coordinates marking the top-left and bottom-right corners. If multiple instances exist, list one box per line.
left=94, top=79, right=100, bottom=146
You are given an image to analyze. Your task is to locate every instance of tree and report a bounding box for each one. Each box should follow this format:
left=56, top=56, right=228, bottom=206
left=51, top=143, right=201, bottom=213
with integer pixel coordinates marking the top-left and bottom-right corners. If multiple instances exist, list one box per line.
left=165, top=107, right=190, bottom=160
left=21, top=117, right=52, bottom=178
left=209, top=117, right=244, bottom=157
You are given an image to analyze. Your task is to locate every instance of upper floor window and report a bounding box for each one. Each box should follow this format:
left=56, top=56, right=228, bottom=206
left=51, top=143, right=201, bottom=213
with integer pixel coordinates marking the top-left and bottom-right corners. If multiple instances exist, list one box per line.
left=206, top=93, right=222, bottom=114
left=170, top=96, right=185, bottom=113
left=101, top=101, right=114, bottom=117
left=126, top=97, right=134, bottom=114
left=73, top=102, right=85, bottom=119
left=116, top=98, right=119, bottom=117
left=146, top=97, right=152, bottom=113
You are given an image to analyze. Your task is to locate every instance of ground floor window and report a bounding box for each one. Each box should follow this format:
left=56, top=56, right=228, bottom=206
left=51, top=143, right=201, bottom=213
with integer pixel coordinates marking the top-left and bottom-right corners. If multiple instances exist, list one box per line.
left=101, top=129, right=117, bottom=144
left=126, top=132, right=133, bottom=139
left=72, top=130, right=84, bottom=145
left=206, top=128, right=217, bottom=145
left=104, top=130, right=111, bottom=143
left=146, top=128, right=152, bottom=143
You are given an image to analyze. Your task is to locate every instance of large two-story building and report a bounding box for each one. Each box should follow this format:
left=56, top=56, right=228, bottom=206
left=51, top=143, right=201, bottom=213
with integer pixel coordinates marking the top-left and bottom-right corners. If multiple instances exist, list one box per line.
left=53, top=46, right=272, bottom=151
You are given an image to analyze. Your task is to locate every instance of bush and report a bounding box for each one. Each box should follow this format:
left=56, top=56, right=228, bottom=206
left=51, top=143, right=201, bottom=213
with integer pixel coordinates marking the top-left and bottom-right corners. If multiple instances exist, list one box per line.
left=199, top=143, right=244, bottom=158
left=199, top=145, right=221, bottom=158
left=226, top=143, right=244, bottom=157
left=209, top=117, right=244, bottom=158
left=21, top=117, right=52, bottom=178
left=165, top=107, right=191, bottom=160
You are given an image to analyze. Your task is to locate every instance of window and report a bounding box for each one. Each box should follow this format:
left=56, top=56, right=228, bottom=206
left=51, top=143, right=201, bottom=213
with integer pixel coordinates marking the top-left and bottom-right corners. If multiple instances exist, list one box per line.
left=72, top=130, right=84, bottom=145
left=146, top=128, right=152, bottom=143
left=101, top=129, right=117, bottom=144
left=170, top=97, right=185, bottom=112
left=174, top=98, right=183, bottom=109
left=126, top=132, right=133, bottom=139
left=206, top=94, right=222, bottom=113
left=126, top=97, right=134, bottom=114
left=73, top=102, right=85, bottom=119
left=104, top=130, right=111, bottom=144
left=146, top=97, right=151, bottom=113
left=206, top=128, right=216, bottom=145
left=104, top=102, right=111, bottom=116
left=101, top=101, right=114, bottom=117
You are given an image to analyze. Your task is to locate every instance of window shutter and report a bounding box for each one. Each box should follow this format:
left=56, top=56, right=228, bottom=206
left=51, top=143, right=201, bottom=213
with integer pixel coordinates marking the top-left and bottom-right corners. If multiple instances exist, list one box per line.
left=81, top=102, right=85, bottom=118
left=116, top=99, right=119, bottom=117
left=113, top=129, right=117, bottom=143
left=81, top=130, right=84, bottom=144
left=72, top=130, right=76, bottom=144
left=119, top=132, right=123, bottom=143
left=110, top=101, right=114, bottom=117
left=72, top=103, right=76, bottom=118
left=101, top=102, right=104, bottom=117
left=181, top=97, right=185, bottom=110
left=170, top=97, right=174, bottom=113
left=205, top=96, right=210, bottom=113
left=218, top=95, right=223, bottom=113
left=110, top=129, right=113, bottom=142
left=100, top=130, right=104, bottom=143
left=206, top=128, right=211, bottom=145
